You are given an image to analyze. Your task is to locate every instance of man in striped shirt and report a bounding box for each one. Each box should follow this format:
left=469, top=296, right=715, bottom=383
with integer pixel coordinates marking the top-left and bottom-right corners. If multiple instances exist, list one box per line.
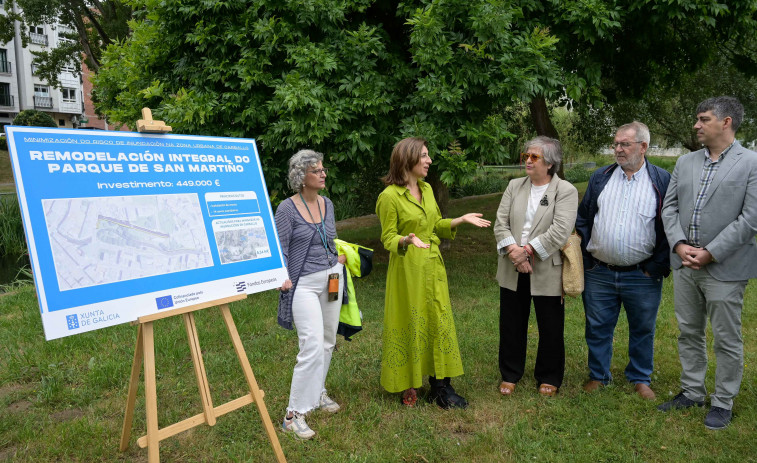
left=660, top=96, right=757, bottom=430
left=576, top=121, right=671, bottom=400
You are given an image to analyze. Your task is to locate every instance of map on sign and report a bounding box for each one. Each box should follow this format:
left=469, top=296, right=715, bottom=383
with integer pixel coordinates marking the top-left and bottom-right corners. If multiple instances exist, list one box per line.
left=212, top=216, right=272, bottom=264
left=6, top=126, right=288, bottom=340
left=43, top=194, right=214, bottom=290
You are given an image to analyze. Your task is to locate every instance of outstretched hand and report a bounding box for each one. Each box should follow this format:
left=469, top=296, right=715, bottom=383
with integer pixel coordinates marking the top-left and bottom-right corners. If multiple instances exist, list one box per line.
left=454, top=213, right=491, bottom=229
left=406, top=232, right=430, bottom=249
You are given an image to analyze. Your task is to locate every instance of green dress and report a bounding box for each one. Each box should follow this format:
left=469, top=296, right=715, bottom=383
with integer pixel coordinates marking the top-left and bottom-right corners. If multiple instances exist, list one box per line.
left=375, top=180, right=463, bottom=393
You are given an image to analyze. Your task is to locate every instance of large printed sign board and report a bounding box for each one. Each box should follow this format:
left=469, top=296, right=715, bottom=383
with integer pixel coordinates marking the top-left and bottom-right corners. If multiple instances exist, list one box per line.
left=6, top=127, right=287, bottom=340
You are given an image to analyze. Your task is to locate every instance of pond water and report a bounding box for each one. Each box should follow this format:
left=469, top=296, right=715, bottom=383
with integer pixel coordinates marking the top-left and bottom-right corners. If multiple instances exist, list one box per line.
left=0, top=253, right=31, bottom=287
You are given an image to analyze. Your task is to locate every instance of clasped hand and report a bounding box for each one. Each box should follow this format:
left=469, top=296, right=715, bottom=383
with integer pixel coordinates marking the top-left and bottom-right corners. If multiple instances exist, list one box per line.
left=676, top=244, right=713, bottom=270
left=507, top=244, right=533, bottom=274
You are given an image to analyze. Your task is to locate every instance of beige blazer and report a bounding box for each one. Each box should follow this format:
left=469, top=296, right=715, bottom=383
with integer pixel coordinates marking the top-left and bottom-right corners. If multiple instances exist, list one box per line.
left=494, top=175, right=578, bottom=296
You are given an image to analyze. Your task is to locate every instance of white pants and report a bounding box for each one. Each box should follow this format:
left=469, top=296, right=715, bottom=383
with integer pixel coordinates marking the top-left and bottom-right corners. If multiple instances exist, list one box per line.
left=287, top=263, right=344, bottom=413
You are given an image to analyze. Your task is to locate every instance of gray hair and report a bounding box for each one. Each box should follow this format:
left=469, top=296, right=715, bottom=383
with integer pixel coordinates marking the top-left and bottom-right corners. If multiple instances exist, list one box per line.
left=696, top=96, right=744, bottom=132
left=524, top=136, right=563, bottom=176
left=287, top=149, right=324, bottom=192
left=616, top=121, right=650, bottom=144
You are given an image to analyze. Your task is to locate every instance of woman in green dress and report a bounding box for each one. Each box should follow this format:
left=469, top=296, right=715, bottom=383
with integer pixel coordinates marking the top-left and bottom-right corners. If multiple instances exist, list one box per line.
left=376, top=137, right=491, bottom=409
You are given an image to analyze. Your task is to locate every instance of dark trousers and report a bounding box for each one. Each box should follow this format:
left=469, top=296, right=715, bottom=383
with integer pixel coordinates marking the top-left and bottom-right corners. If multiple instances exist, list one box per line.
left=499, top=272, right=565, bottom=387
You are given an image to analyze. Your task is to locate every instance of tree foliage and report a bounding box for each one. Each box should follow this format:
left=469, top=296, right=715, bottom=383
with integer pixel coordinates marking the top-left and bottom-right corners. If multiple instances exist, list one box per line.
left=576, top=52, right=757, bottom=152
left=0, top=0, right=131, bottom=87
left=520, top=0, right=757, bottom=142
left=13, top=109, right=57, bottom=127
left=94, top=0, right=564, bottom=203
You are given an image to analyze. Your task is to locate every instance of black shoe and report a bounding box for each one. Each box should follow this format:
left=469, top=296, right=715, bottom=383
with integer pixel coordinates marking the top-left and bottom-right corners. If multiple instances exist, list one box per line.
left=428, top=383, right=468, bottom=410
left=657, top=391, right=704, bottom=411
left=704, top=406, right=732, bottom=430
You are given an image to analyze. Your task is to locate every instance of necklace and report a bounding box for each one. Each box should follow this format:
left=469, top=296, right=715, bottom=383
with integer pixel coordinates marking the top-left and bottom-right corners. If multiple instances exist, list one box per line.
left=298, top=193, right=332, bottom=266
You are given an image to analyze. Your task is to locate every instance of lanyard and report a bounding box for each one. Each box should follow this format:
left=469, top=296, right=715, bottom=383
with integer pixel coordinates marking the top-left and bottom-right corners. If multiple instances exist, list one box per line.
left=299, top=193, right=332, bottom=266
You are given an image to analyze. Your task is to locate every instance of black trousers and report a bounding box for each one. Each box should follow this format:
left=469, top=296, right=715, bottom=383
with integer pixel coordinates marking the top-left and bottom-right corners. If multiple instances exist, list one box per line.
left=499, top=272, right=565, bottom=387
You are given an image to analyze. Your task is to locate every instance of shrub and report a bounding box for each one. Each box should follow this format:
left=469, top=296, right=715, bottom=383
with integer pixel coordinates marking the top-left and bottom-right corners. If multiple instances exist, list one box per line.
left=564, top=165, right=594, bottom=184
left=0, top=195, right=27, bottom=256
left=13, top=110, right=57, bottom=128
left=0, top=135, right=7, bottom=151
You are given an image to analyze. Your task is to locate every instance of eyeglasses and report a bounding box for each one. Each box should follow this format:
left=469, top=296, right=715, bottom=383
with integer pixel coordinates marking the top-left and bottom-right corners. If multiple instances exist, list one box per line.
left=308, top=168, right=328, bottom=176
left=520, top=152, right=543, bottom=163
left=611, top=141, right=643, bottom=149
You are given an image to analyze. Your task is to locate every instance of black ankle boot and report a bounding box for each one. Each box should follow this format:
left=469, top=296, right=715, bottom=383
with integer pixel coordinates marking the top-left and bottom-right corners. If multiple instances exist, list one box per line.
left=428, top=377, right=468, bottom=410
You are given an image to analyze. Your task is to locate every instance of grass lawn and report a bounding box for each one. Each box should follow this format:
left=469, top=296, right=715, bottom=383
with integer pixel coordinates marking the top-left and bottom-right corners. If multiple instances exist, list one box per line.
left=0, top=150, right=15, bottom=194
left=1, top=193, right=755, bottom=462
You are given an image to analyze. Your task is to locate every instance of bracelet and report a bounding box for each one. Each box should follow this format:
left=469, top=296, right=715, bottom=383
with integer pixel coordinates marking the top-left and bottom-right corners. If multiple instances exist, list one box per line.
left=401, top=236, right=407, bottom=251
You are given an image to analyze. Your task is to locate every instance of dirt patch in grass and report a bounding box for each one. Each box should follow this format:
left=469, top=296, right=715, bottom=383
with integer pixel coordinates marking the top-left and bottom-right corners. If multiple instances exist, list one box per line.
left=0, top=446, right=17, bottom=461
left=50, top=408, right=86, bottom=422
left=0, top=383, right=34, bottom=399
left=6, top=400, right=31, bottom=414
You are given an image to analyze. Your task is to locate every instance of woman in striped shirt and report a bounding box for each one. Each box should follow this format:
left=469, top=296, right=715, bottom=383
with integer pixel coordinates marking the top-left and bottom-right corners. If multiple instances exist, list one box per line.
left=275, top=149, right=347, bottom=440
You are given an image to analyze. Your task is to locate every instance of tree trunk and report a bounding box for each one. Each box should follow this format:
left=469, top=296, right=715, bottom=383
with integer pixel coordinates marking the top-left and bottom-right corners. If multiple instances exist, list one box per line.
left=529, top=96, right=564, bottom=178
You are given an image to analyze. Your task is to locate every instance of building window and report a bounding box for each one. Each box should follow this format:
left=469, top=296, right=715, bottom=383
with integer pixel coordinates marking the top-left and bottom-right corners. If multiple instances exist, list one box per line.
left=0, top=83, right=12, bottom=107
left=59, top=119, right=65, bottom=126
left=0, top=48, right=9, bottom=74
left=34, top=85, right=49, bottom=97
left=61, top=88, right=77, bottom=102
left=33, top=85, right=52, bottom=109
left=29, top=25, right=48, bottom=46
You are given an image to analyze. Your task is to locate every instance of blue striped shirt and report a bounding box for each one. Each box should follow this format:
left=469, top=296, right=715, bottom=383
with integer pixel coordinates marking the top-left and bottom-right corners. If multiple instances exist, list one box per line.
left=586, top=162, right=657, bottom=266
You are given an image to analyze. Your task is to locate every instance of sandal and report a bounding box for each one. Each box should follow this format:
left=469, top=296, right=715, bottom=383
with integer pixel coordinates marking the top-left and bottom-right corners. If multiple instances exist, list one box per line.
left=401, top=388, right=417, bottom=407
left=538, top=383, right=558, bottom=397
left=499, top=381, right=516, bottom=396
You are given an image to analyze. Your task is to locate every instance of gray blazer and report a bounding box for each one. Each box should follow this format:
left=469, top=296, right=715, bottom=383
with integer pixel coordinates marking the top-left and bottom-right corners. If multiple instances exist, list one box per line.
left=661, top=141, right=757, bottom=281
left=494, top=175, right=578, bottom=296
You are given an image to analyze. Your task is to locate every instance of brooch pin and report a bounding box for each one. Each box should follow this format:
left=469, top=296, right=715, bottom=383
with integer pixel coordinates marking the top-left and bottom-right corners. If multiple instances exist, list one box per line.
left=540, top=195, right=549, bottom=206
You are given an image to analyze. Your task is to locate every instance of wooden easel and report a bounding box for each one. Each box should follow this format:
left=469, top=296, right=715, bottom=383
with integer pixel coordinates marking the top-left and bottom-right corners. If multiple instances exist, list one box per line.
left=119, top=295, right=287, bottom=462
left=120, top=110, right=286, bottom=461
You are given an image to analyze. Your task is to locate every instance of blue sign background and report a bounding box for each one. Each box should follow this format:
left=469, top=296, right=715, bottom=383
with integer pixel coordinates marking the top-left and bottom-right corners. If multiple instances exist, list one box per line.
left=7, top=127, right=284, bottom=321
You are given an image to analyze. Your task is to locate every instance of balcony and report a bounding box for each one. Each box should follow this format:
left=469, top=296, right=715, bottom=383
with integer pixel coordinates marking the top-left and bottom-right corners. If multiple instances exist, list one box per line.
left=30, top=33, right=48, bottom=46
left=34, top=95, right=53, bottom=109
left=0, top=94, right=15, bottom=107
left=0, top=60, right=11, bottom=75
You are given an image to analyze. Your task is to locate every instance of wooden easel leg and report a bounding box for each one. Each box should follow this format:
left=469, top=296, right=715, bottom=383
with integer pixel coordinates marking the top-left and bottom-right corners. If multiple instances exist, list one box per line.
left=120, top=324, right=144, bottom=452
left=219, top=304, right=287, bottom=463
left=143, top=321, right=160, bottom=463
left=183, top=312, right=216, bottom=426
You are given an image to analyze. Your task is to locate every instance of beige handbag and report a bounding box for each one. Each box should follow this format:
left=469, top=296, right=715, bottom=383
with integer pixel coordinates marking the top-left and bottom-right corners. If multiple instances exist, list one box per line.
left=561, top=232, right=584, bottom=297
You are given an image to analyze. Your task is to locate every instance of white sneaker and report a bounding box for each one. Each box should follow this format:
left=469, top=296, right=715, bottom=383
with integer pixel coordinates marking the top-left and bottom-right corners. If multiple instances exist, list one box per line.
left=282, top=412, right=315, bottom=440
left=319, top=391, right=340, bottom=413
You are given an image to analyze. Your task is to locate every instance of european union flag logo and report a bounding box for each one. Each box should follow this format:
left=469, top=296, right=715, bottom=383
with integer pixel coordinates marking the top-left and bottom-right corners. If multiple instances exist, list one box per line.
left=156, top=295, right=174, bottom=310
left=66, top=314, right=79, bottom=330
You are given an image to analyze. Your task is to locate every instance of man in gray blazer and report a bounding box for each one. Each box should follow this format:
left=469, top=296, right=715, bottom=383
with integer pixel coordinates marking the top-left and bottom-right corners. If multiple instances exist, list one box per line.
left=660, top=96, right=757, bottom=430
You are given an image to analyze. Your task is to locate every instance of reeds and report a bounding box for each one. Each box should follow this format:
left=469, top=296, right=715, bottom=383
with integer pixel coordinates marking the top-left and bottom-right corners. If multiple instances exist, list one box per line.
left=0, top=194, right=27, bottom=257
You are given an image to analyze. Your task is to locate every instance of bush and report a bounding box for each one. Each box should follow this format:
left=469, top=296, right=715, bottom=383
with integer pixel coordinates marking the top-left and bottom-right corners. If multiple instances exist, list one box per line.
left=563, top=165, right=594, bottom=184
left=452, top=170, right=513, bottom=198
left=0, top=135, right=7, bottom=151
left=13, top=110, right=57, bottom=128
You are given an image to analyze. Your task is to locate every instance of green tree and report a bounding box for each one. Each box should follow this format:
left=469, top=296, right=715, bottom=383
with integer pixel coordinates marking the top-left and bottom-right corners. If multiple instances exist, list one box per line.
left=573, top=51, right=757, bottom=152
left=522, top=0, right=757, bottom=143
left=13, top=109, right=57, bottom=127
left=94, top=0, right=562, bottom=210
left=0, top=0, right=131, bottom=88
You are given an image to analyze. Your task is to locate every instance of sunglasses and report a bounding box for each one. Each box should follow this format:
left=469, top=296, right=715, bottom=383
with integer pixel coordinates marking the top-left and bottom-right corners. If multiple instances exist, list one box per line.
left=520, top=152, right=543, bottom=163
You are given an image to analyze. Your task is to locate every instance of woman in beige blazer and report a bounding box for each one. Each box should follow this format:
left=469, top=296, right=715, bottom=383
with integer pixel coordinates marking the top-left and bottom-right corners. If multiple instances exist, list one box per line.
left=494, top=136, right=578, bottom=397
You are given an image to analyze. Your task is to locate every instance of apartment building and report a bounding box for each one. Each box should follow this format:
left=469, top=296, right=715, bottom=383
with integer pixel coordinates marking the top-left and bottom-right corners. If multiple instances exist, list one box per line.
left=0, top=2, right=84, bottom=131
